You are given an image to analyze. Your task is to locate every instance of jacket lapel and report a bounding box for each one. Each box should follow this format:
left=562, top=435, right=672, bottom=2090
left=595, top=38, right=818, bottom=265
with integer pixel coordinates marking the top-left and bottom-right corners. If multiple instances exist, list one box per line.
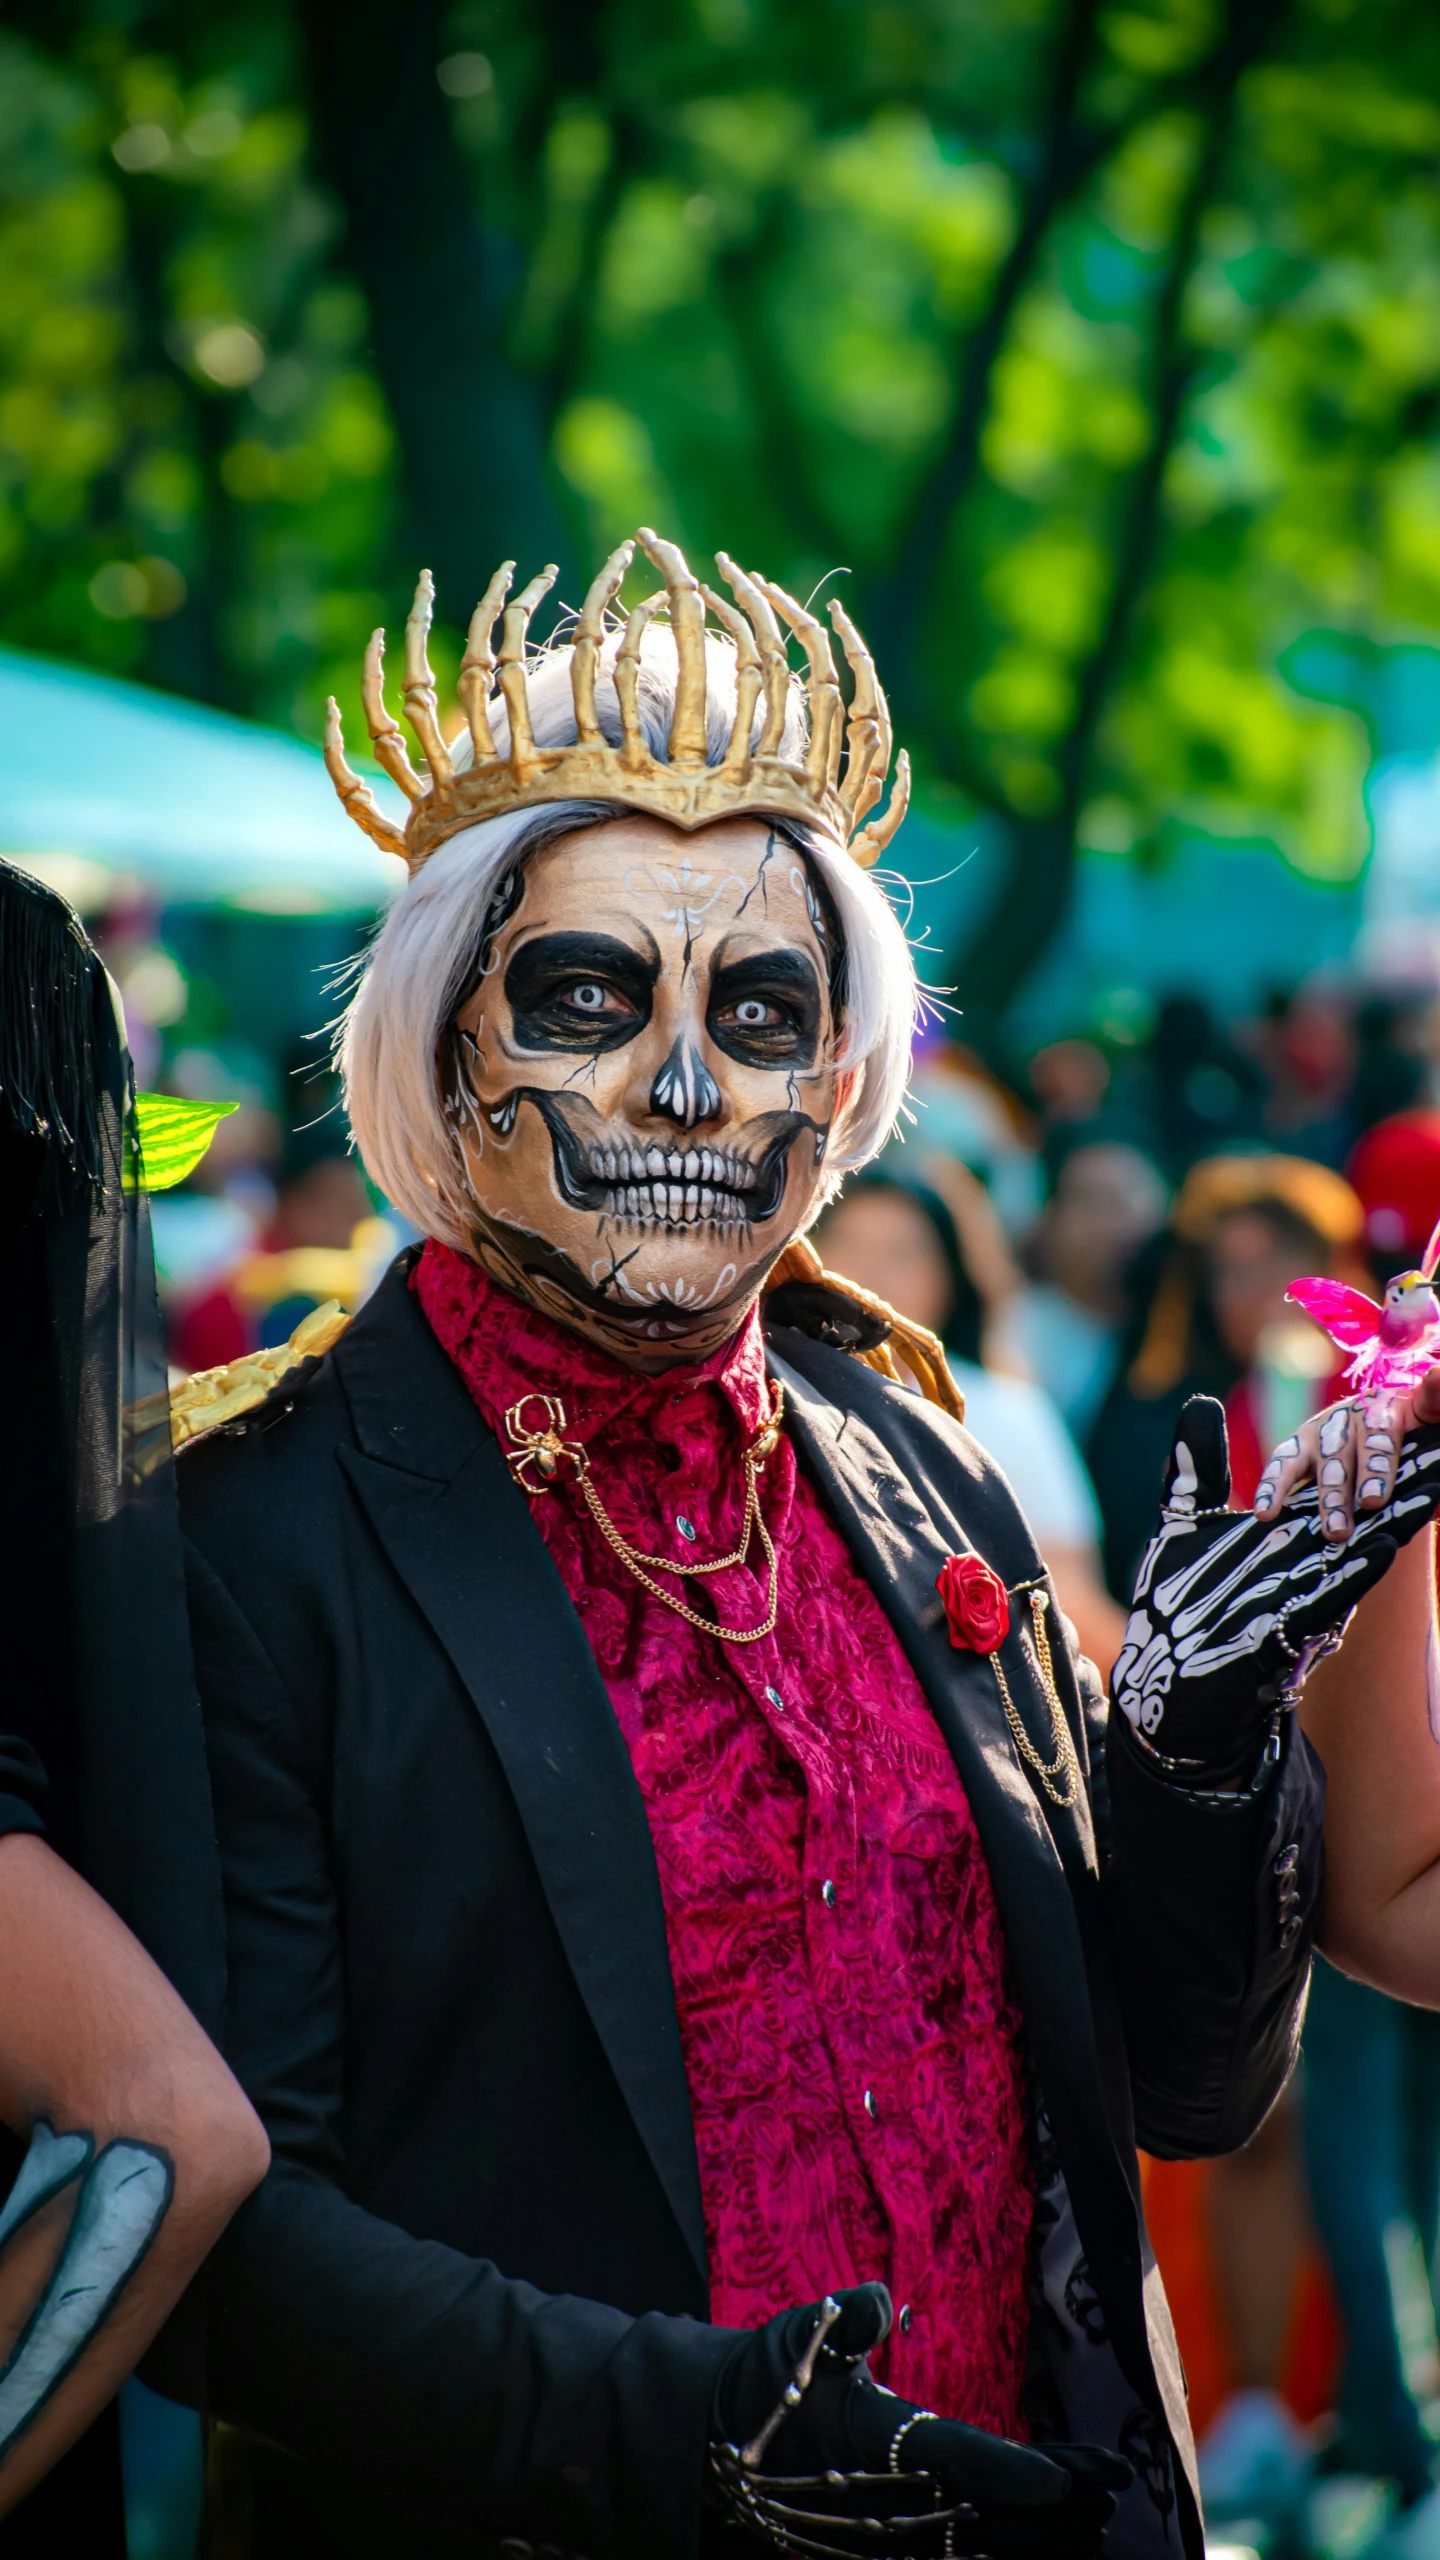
left=769, top=1341, right=1145, bottom=2354
left=333, top=1269, right=709, bottom=2292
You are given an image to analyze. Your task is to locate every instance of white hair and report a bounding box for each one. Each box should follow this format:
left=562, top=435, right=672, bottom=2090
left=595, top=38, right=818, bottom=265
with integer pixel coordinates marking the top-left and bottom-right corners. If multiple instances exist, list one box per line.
left=340, top=624, right=920, bottom=1251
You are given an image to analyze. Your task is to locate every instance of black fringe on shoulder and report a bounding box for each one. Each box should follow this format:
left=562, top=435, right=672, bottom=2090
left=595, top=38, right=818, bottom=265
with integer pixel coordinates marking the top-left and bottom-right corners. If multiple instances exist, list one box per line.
left=0, top=859, right=105, bottom=1189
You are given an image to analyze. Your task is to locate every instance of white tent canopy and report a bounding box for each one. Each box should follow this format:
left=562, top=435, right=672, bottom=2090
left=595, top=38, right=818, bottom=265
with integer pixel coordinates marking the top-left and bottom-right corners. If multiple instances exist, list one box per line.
left=0, top=644, right=404, bottom=912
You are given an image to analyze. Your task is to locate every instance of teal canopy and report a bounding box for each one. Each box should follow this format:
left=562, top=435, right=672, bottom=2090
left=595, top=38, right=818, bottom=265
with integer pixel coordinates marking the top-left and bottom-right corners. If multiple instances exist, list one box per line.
left=0, top=645, right=403, bottom=911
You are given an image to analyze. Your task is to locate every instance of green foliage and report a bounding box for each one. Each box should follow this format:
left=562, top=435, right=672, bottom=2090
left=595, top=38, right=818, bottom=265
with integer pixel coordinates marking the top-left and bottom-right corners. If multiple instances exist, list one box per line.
left=128, top=1090, right=236, bottom=1190
left=5, top=0, right=1440, bottom=1007
left=0, top=11, right=395, bottom=732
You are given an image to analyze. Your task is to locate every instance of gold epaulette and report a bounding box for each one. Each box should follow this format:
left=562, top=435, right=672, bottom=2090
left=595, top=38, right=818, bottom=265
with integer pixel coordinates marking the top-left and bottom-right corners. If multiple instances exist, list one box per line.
left=763, top=1236, right=965, bottom=1423
left=165, top=1299, right=353, bottom=1450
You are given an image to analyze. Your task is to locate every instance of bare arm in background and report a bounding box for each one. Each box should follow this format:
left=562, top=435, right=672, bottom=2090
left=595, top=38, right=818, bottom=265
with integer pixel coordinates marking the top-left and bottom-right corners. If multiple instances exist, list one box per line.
left=0, top=1834, right=268, bottom=2519
left=1301, top=1527, right=1440, bottom=2000
left=1257, top=1366, right=1440, bottom=1998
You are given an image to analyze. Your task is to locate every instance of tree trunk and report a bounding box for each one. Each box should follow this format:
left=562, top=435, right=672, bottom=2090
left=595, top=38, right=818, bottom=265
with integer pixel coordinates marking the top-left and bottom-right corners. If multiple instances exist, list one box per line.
left=866, top=0, right=1110, bottom=701
left=293, top=0, right=577, bottom=624
left=949, top=0, right=1289, bottom=1039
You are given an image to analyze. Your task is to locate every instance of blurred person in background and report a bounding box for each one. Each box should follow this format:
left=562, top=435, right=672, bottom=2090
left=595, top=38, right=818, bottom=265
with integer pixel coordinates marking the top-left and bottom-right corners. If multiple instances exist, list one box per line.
left=1297, top=1965, right=1440, bottom=2557
left=147, top=1047, right=282, bottom=1351
left=1026, top=1038, right=1114, bottom=1176
left=1005, top=1141, right=1169, bottom=1443
left=1351, top=995, right=1437, bottom=1136
left=169, top=1044, right=379, bottom=1372
left=1256, top=985, right=1358, bottom=1170
left=1146, top=994, right=1265, bottom=1176
left=898, top=1042, right=1045, bottom=1239
left=171, top=1134, right=371, bottom=1370
left=815, top=1167, right=1127, bottom=1673
left=1086, top=1154, right=1364, bottom=1602
left=1349, top=1109, right=1440, bottom=1279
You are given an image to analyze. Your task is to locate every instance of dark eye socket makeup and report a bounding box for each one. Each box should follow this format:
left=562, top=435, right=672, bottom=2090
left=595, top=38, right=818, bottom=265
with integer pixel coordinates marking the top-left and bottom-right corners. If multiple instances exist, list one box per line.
left=707, top=950, right=821, bottom=1066
left=504, top=932, right=657, bottom=1051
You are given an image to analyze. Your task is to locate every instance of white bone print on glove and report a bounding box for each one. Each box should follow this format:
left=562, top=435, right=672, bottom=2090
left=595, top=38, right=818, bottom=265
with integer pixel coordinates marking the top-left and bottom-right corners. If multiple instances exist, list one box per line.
left=1113, top=1397, right=1440, bottom=1784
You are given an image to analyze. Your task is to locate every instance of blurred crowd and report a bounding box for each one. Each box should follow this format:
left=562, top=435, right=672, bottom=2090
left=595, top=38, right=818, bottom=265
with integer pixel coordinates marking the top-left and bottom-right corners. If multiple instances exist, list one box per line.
left=147, top=968, right=1440, bottom=2560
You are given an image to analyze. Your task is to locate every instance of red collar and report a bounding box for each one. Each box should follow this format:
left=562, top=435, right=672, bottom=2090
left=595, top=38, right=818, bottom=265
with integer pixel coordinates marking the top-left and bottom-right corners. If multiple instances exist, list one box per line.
left=412, top=1240, right=775, bottom=1451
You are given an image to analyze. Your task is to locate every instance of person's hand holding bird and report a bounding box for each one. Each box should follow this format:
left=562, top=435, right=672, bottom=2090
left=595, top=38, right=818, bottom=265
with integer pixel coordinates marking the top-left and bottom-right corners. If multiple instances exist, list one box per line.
left=1258, top=1220, right=1440, bottom=1537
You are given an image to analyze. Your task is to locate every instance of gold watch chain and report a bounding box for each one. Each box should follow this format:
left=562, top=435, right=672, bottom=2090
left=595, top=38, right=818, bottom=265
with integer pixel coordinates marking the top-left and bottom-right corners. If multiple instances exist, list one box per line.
left=992, top=1588, right=1083, bottom=1809
left=503, top=1385, right=784, bottom=1646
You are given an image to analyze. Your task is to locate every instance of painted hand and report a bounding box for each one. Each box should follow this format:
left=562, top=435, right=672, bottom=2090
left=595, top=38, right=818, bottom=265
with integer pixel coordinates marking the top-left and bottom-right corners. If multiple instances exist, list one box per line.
left=711, top=2283, right=1128, bottom=2558
left=1111, top=1395, right=1432, bottom=1784
left=1256, top=1364, right=1440, bottom=1540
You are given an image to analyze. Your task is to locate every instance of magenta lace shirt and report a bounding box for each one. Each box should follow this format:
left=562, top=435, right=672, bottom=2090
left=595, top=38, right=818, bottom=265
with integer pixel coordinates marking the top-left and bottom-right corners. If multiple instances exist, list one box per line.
left=416, top=1242, right=1034, bottom=2431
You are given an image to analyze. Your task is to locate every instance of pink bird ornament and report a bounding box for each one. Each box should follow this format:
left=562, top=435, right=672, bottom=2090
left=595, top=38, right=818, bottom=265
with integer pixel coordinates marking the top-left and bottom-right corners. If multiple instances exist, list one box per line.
left=1287, top=1215, right=1440, bottom=1399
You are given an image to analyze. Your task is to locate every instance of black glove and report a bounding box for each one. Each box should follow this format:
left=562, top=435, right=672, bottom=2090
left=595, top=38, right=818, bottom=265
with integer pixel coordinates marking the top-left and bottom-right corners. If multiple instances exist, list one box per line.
left=1112, top=1395, right=1440, bottom=1785
left=710, top=2283, right=1129, bottom=2559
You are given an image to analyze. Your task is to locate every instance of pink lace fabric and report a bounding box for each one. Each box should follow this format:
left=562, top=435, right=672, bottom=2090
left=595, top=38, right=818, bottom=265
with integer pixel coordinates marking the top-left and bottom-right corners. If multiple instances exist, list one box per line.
left=415, top=1242, right=1034, bottom=2431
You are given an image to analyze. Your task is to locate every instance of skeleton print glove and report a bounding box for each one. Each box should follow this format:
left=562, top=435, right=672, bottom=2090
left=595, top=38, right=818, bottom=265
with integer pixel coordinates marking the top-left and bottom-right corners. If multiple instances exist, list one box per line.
left=710, top=2284, right=1128, bottom=2559
left=1112, top=1395, right=1440, bottom=1786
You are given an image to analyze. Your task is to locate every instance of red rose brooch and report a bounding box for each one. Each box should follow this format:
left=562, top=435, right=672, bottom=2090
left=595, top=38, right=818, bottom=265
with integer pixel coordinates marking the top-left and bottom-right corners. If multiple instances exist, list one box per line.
left=937, top=1554, right=1081, bottom=1810
left=937, top=1552, right=1010, bottom=1653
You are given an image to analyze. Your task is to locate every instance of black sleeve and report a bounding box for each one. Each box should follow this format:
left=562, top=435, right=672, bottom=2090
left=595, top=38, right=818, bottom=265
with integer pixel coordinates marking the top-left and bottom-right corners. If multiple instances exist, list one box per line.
left=0, top=1735, right=48, bottom=1841
left=1095, top=1647, right=1324, bottom=2159
left=184, top=1540, right=735, bottom=2560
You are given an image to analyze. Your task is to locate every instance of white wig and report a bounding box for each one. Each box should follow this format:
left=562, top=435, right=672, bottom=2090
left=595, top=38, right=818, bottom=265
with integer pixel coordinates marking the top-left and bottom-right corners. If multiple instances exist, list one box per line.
left=340, top=624, right=920, bottom=1251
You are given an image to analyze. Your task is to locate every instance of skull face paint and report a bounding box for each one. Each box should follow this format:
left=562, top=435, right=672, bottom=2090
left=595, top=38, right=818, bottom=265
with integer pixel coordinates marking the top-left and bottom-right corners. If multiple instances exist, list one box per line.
left=447, top=813, right=845, bottom=1368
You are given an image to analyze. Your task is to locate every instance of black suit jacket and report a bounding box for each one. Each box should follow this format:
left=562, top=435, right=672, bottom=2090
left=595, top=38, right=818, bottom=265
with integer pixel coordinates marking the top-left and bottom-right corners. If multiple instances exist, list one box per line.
left=173, top=1258, right=1323, bottom=2560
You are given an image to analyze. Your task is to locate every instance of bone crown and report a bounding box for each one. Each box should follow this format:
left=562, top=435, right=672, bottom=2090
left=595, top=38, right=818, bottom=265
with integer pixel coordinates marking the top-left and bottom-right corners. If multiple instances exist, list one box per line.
left=322, top=528, right=909, bottom=875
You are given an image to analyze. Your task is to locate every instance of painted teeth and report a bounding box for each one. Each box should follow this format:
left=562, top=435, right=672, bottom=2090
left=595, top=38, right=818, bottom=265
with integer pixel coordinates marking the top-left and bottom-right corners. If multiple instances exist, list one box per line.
left=596, top=1174, right=754, bottom=1229
left=590, top=1149, right=752, bottom=1191
left=586, top=1139, right=766, bottom=1222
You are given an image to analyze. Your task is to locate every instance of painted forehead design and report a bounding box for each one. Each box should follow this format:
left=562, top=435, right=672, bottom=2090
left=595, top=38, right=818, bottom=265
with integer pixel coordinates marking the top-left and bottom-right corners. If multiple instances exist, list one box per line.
left=485, top=825, right=832, bottom=971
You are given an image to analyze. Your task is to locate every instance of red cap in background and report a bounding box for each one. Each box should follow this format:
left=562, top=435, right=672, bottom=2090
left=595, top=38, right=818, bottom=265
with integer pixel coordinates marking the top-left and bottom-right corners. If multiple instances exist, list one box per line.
left=1346, top=1109, right=1440, bottom=1260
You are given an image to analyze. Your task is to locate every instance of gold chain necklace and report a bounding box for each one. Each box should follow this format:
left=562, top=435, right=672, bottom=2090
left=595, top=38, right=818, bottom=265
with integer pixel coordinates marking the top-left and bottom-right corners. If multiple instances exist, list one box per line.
left=990, top=1587, right=1083, bottom=1809
left=502, top=1384, right=785, bottom=1647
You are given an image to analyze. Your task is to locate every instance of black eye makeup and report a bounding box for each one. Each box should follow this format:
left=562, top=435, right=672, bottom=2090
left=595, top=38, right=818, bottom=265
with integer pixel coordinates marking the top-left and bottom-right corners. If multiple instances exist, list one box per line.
left=707, top=949, right=822, bottom=1069
left=503, top=932, right=657, bottom=1052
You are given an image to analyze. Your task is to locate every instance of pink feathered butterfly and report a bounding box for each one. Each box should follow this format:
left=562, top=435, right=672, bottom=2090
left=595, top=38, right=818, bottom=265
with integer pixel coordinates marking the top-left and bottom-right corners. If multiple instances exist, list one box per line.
left=1287, top=1212, right=1440, bottom=1399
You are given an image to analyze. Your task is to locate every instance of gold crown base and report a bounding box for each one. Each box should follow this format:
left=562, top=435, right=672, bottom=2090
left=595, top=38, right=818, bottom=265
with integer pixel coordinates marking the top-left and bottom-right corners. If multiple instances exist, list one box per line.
left=324, top=527, right=911, bottom=877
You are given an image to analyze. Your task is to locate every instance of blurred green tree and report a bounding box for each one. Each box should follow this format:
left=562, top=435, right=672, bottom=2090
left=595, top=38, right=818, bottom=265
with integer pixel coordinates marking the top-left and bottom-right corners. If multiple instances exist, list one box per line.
left=3, top=0, right=1440, bottom=1025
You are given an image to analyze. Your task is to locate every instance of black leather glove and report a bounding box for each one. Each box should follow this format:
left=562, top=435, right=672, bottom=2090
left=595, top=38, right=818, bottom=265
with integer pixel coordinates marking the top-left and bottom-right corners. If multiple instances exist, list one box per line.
left=1112, top=1395, right=1440, bottom=1785
left=710, top=2283, right=1129, bottom=2558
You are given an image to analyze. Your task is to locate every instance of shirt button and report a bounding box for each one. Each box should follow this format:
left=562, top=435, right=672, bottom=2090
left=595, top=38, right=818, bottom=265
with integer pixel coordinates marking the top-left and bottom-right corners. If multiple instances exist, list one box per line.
left=821, top=1879, right=837, bottom=1909
left=676, top=1515, right=698, bottom=1542
left=898, top=2304, right=913, bottom=2334
left=863, top=2088, right=878, bottom=2120
left=765, top=1685, right=784, bottom=1712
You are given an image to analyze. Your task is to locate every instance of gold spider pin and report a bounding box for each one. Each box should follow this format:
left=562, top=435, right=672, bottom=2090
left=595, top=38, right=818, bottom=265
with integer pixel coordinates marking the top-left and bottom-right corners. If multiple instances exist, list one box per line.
left=503, top=1392, right=589, bottom=1492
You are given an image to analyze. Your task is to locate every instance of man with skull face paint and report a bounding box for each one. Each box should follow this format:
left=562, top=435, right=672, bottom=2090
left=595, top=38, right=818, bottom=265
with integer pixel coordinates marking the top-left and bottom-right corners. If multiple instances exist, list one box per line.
left=164, top=534, right=1440, bottom=2560
left=444, top=808, right=846, bottom=1364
